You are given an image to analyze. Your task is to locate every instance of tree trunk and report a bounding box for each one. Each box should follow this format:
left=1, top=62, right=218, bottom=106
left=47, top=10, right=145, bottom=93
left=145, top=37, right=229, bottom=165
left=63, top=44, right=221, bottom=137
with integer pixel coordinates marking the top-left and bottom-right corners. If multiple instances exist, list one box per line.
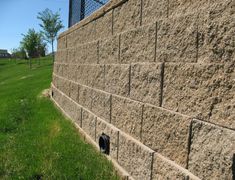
left=52, top=40, right=54, bottom=62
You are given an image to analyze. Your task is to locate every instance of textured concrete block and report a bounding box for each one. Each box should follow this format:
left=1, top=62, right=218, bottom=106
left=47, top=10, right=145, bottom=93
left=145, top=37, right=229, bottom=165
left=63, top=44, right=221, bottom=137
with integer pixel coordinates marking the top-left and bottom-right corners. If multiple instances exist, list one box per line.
left=105, top=64, right=130, bottom=96
left=81, top=109, right=96, bottom=140
left=91, top=89, right=111, bottom=122
left=55, top=50, right=67, bottom=63
left=78, top=22, right=96, bottom=44
left=163, top=63, right=235, bottom=129
left=67, top=48, right=75, bottom=64
left=62, top=64, right=69, bottom=79
left=53, top=63, right=59, bottom=75
left=52, top=75, right=58, bottom=87
left=69, top=82, right=79, bottom=103
left=77, top=65, right=105, bottom=89
left=168, top=0, right=209, bottom=18
left=87, top=65, right=105, bottom=89
left=95, top=11, right=113, bottom=39
left=76, top=65, right=87, bottom=85
left=142, top=104, right=190, bottom=167
left=120, top=23, right=156, bottom=63
left=63, top=95, right=82, bottom=126
left=68, top=64, right=77, bottom=82
left=52, top=86, right=63, bottom=105
left=156, top=15, right=197, bottom=62
left=142, top=0, right=168, bottom=25
left=55, top=64, right=63, bottom=77
left=118, top=132, right=154, bottom=180
left=57, top=36, right=67, bottom=50
left=111, top=96, right=143, bottom=140
left=152, top=154, right=191, bottom=180
left=188, top=120, right=235, bottom=180
left=78, top=85, right=93, bottom=110
left=198, top=7, right=235, bottom=63
left=96, top=118, right=119, bottom=160
left=67, top=31, right=76, bottom=48
left=99, top=35, right=119, bottom=64
left=76, top=41, right=98, bottom=64
left=130, top=63, right=162, bottom=106
left=60, top=78, right=70, bottom=97
left=56, top=76, right=64, bottom=91
left=113, top=0, right=141, bottom=34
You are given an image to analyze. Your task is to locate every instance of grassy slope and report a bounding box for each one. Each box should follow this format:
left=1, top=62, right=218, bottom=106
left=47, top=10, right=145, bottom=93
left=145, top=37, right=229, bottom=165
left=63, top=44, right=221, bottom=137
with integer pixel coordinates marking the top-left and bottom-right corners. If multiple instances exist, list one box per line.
left=0, top=58, right=118, bottom=179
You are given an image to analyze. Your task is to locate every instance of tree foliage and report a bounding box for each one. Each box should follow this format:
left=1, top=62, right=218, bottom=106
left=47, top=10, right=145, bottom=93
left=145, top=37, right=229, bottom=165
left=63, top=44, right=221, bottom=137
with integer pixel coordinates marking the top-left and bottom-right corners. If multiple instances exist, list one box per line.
left=21, top=29, right=46, bottom=58
left=11, top=47, right=27, bottom=59
left=37, top=8, right=64, bottom=60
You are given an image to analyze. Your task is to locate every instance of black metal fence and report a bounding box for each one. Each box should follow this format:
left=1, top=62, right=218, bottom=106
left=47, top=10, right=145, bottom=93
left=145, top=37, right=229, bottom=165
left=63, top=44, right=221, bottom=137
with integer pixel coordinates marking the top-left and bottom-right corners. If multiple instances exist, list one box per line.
left=68, top=0, right=109, bottom=27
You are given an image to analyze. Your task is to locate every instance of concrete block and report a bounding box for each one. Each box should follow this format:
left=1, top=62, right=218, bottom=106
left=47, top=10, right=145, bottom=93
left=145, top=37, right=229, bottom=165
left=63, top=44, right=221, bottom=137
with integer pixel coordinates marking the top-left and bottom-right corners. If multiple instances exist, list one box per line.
left=113, top=0, right=141, bottom=34
left=57, top=36, right=67, bottom=50
left=188, top=120, right=235, bottom=180
left=95, top=11, right=113, bottom=39
left=163, top=63, right=235, bottom=129
left=111, top=96, right=143, bottom=140
left=99, top=35, right=119, bottom=64
left=87, top=65, right=105, bottom=89
left=67, top=31, right=76, bottom=48
left=152, top=154, right=192, bottom=180
left=156, top=15, right=197, bottom=62
left=118, top=132, right=154, bottom=180
left=62, top=64, right=69, bottom=79
left=76, top=65, right=105, bottom=89
left=81, top=109, right=96, bottom=140
left=78, top=85, right=93, bottom=110
left=56, top=76, right=63, bottom=91
left=142, top=0, right=168, bottom=25
left=142, top=104, right=191, bottom=167
left=198, top=6, right=235, bottom=63
left=96, top=117, right=119, bottom=160
left=69, top=82, right=79, bottom=103
left=120, top=23, right=156, bottom=63
left=63, top=95, right=82, bottom=126
left=78, top=21, right=96, bottom=44
left=55, top=63, right=62, bottom=76
left=76, top=41, right=98, bottom=64
left=67, top=48, right=75, bottom=64
left=130, top=63, right=162, bottom=106
left=55, top=50, right=67, bottom=63
left=53, top=63, right=59, bottom=75
left=91, top=89, right=111, bottom=122
left=52, top=86, right=63, bottom=105
left=68, top=64, right=77, bottom=82
left=168, top=0, right=209, bottom=18
left=60, top=78, right=70, bottom=97
left=105, top=64, right=130, bottom=96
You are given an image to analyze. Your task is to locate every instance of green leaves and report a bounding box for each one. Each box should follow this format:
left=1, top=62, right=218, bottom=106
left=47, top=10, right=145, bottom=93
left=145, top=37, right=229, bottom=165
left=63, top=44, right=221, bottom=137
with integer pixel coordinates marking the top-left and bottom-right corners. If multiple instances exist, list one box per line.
left=21, top=29, right=46, bottom=58
left=37, top=8, right=64, bottom=58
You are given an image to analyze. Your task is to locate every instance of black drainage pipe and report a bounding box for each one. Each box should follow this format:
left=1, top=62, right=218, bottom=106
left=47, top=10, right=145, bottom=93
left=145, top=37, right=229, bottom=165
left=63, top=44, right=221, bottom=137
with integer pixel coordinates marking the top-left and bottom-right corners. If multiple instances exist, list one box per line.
left=99, top=133, right=110, bottom=155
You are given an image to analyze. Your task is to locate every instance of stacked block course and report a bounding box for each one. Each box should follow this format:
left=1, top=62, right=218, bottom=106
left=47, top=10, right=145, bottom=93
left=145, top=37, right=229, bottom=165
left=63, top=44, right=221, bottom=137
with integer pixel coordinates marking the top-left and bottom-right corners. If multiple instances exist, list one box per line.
left=52, top=0, right=235, bottom=179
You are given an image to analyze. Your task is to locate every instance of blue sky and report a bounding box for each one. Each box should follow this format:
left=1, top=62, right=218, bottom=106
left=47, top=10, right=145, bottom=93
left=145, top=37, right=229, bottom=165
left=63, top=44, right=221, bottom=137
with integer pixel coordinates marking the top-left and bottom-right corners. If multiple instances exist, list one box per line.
left=0, top=0, right=69, bottom=53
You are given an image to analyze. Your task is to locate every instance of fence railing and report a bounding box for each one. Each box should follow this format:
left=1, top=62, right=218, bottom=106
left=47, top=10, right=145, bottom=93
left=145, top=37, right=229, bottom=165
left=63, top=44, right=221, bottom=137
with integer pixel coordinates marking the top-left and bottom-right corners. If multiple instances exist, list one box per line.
left=68, top=0, right=109, bottom=27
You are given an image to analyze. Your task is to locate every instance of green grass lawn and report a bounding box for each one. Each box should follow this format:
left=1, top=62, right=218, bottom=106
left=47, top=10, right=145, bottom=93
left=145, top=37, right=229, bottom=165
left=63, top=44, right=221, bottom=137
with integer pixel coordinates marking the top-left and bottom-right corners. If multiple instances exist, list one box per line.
left=0, top=57, right=119, bottom=179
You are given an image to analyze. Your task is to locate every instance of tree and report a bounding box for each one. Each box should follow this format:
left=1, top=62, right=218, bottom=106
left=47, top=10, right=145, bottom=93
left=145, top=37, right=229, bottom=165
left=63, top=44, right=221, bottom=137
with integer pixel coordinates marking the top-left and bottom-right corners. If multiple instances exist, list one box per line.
left=21, top=29, right=46, bottom=68
left=11, top=47, right=27, bottom=59
left=37, top=8, right=64, bottom=61
left=21, top=29, right=46, bottom=58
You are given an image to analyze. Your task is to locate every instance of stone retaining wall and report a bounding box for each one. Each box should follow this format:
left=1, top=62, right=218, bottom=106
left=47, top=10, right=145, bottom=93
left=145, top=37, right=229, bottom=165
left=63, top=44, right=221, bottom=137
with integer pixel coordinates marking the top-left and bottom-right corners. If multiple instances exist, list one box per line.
left=52, top=0, right=235, bottom=179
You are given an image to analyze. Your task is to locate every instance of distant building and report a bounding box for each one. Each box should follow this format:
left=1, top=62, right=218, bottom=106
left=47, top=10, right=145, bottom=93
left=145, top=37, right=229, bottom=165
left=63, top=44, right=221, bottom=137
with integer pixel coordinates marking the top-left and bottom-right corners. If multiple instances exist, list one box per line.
left=0, top=49, right=11, bottom=58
